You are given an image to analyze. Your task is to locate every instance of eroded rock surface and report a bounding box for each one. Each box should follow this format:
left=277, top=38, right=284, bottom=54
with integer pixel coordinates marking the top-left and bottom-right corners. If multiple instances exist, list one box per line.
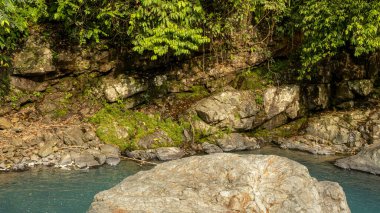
left=335, top=143, right=380, bottom=174
left=277, top=109, right=370, bottom=154
left=89, top=154, right=350, bottom=213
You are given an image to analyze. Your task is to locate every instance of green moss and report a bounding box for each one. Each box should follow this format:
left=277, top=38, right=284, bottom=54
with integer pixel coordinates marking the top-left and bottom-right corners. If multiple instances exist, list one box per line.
left=250, top=117, right=308, bottom=139
left=89, top=103, right=188, bottom=151
left=53, top=108, right=68, bottom=118
left=175, top=85, right=210, bottom=100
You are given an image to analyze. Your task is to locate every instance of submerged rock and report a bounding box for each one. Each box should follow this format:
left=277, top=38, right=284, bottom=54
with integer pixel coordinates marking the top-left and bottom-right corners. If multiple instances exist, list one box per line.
left=335, top=143, right=380, bottom=175
left=88, top=154, right=350, bottom=213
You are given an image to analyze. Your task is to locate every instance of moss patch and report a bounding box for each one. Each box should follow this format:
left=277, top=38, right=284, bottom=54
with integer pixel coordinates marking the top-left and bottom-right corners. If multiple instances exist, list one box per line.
left=90, top=103, right=189, bottom=151
left=250, top=117, right=308, bottom=139
left=175, top=85, right=210, bottom=100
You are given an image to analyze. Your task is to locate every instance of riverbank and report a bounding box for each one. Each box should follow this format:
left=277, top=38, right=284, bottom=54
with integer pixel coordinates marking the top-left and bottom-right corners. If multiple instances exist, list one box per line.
left=1, top=147, right=379, bottom=213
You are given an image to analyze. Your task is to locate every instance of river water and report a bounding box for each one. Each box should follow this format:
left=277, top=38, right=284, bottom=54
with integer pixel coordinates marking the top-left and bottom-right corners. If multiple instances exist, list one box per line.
left=0, top=147, right=379, bottom=213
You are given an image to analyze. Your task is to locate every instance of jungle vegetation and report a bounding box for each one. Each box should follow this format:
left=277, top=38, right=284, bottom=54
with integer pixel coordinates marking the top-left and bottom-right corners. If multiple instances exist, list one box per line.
left=1, top=0, right=380, bottom=75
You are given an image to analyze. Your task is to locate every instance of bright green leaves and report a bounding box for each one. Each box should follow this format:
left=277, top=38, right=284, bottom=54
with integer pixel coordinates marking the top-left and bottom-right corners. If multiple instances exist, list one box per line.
left=128, top=0, right=209, bottom=60
left=298, top=0, right=380, bottom=74
left=53, top=0, right=131, bottom=45
left=0, top=0, right=47, bottom=67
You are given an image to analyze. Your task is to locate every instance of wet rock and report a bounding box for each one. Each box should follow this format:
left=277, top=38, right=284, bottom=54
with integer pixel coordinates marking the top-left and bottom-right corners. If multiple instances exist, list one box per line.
left=0, top=117, right=12, bottom=130
left=277, top=136, right=336, bottom=155
left=100, top=144, right=120, bottom=166
left=103, top=75, right=148, bottom=102
left=105, top=157, right=121, bottom=166
left=202, top=142, right=223, bottom=154
left=264, top=85, right=301, bottom=119
left=72, top=152, right=100, bottom=168
left=125, top=149, right=157, bottom=161
left=216, top=133, right=260, bottom=152
left=335, top=143, right=380, bottom=175
left=155, top=147, right=185, bottom=161
left=89, top=154, right=350, bottom=213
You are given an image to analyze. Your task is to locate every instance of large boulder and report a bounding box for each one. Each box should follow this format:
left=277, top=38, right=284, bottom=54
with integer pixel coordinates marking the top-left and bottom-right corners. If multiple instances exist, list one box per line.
left=277, top=110, right=370, bottom=155
left=264, top=85, right=301, bottom=119
left=335, top=143, right=380, bottom=175
left=88, top=154, right=350, bottom=213
left=193, top=90, right=259, bottom=130
left=103, top=75, right=148, bottom=102
left=12, top=34, right=55, bottom=76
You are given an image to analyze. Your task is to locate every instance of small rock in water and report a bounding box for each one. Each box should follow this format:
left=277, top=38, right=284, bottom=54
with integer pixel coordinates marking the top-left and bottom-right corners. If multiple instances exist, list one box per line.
left=105, top=157, right=120, bottom=166
left=202, top=142, right=223, bottom=154
left=156, top=147, right=185, bottom=161
left=216, top=133, right=260, bottom=152
left=125, top=149, right=157, bottom=161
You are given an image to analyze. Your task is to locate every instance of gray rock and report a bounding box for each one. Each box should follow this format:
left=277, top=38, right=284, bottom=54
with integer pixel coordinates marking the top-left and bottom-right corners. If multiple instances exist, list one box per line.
left=304, top=84, right=330, bottom=110
left=216, top=133, right=260, bottom=152
left=61, top=126, right=84, bottom=146
left=38, top=141, right=57, bottom=158
left=264, top=85, right=301, bottom=119
left=59, top=153, right=73, bottom=166
left=100, top=144, right=120, bottom=166
left=137, top=130, right=173, bottom=149
left=105, top=157, right=121, bottom=166
left=348, top=79, right=373, bottom=96
left=103, top=75, right=148, bottom=102
left=277, top=110, right=369, bottom=155
left=88, top=154, right=350, bottom=213
left=72, top=152, right=100, bottom=168
left=335, top=143, right=380, bottom=174
left=155, top=147, right=185, bottom=161
left=125, top=149, right=157, bottom=161
left=0, top=117, right=12, bottom=130
left=193, top=90, right=259, bottom=130
left=202, top=142, right=223, bottom=154
left=12, top=34, right=55, bottom=76
left=335, top=82, right=355, bottom=102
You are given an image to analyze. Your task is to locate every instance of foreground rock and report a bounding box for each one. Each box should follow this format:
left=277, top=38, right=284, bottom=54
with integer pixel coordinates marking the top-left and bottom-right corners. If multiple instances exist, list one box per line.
left=335, top=143, right=380, bottom=175
left=89, top=154, right=350, bottom=213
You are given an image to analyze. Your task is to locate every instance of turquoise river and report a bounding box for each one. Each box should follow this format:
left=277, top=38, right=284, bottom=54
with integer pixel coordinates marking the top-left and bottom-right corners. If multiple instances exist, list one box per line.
left=0, top=147, right=379, bottom=213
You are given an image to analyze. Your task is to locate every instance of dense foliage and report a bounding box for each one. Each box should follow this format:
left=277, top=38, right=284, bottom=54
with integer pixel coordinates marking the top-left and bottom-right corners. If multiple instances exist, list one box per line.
left=0, top=0, right=46, bottom=67
left=1, top=0, right=380, bottom=75
left=298, top=0, right=380, bottom=74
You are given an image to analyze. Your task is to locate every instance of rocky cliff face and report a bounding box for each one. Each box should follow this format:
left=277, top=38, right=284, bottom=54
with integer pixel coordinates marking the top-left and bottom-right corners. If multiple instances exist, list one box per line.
left=88, top=154, right=350, bottom=213
left=1, top=28, right=380, bottom=173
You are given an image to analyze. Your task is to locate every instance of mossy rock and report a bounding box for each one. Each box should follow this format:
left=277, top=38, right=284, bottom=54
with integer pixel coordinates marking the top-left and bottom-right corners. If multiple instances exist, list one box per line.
left=90, top=104, right=189, bottom=151
left=250, top=117, right=308, bottom=139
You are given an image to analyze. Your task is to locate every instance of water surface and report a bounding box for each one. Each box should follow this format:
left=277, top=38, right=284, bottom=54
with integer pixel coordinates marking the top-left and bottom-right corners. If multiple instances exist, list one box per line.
left=0, top=147, right=379, bottom=213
